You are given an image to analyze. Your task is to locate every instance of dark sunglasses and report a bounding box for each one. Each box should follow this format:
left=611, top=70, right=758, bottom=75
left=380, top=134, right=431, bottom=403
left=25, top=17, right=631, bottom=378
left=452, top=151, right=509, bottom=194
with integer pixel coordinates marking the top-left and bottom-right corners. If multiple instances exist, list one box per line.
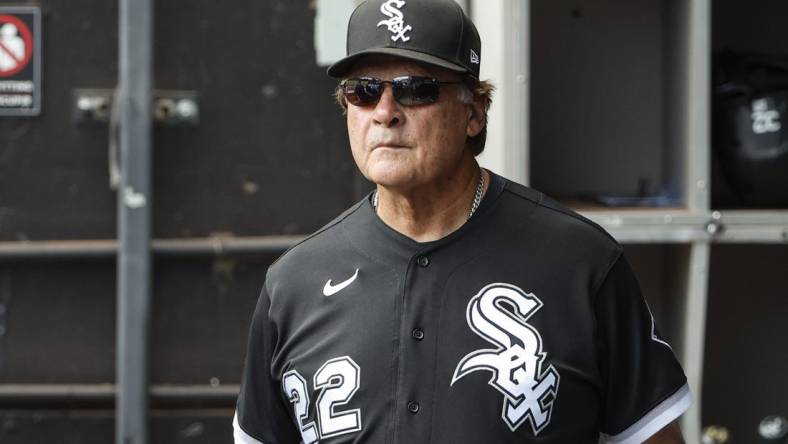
left=340, top=76, right=464, bottom=107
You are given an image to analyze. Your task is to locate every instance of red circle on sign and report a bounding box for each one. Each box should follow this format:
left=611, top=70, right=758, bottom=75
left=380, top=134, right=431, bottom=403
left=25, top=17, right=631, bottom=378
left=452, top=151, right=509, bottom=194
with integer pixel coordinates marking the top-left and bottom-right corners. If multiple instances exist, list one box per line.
left=0, top=14, right=34, bottom=78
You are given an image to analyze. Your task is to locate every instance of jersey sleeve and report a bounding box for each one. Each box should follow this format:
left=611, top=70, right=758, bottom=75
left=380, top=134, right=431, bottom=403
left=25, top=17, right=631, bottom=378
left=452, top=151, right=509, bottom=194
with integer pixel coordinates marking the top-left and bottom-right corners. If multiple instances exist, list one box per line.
left=594, top=254, right=692, bottom=444
left=234, top=282, right=300, bottom=444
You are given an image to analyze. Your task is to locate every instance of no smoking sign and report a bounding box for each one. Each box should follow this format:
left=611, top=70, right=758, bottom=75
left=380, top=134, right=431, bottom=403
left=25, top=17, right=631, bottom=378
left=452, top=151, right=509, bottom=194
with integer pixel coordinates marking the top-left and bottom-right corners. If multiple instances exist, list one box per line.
left=0, top=6, right=41, bottom=116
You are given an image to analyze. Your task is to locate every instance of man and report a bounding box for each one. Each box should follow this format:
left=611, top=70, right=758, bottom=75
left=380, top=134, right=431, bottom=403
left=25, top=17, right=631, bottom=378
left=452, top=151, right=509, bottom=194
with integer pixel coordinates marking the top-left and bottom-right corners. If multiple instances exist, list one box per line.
left=234, top=0, right=691, bottom=442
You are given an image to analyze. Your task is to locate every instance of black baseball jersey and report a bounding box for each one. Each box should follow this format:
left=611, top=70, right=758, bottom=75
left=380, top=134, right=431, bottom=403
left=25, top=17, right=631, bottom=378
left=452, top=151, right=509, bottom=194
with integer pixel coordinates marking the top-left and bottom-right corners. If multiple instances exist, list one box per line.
left=234, top=171, right=691, bottom=444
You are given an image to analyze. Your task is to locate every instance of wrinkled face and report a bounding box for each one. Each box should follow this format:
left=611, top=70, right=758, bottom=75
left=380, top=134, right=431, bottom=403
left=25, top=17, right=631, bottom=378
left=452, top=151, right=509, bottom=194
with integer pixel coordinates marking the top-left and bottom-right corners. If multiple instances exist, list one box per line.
left=345, top=57, right=482, bottom=189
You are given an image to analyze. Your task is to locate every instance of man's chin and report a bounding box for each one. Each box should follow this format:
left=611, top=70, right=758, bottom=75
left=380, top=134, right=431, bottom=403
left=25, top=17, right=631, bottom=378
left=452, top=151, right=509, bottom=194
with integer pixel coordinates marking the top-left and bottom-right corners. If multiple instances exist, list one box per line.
left=363, top=164, right=415, bottom=188
left=369, top=176, right=410, bottom=189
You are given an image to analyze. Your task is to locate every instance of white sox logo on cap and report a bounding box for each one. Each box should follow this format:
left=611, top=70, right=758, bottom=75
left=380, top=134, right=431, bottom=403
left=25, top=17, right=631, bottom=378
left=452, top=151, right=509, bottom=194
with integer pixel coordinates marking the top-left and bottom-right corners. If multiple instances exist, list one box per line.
left=377, top=0, right=412, bottom=42
left=451, top=283, right=559, bottom=435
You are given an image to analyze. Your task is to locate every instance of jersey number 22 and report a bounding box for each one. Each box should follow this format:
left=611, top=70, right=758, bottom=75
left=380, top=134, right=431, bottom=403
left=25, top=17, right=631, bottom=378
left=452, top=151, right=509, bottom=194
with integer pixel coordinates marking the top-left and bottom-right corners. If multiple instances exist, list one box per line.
left=282, top=356, right=362, bottom=443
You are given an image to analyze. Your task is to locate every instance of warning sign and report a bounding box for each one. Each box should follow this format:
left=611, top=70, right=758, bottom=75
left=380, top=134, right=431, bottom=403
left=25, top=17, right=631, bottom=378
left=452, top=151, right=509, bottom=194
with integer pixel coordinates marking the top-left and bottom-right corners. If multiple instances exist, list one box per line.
left=0, top=7, right=40, bottom=116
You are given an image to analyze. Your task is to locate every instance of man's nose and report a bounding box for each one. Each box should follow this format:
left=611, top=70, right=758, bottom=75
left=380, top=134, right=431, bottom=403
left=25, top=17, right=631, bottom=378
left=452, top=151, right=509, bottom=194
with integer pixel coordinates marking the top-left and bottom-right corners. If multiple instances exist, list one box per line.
left=372, top=85, right=403, bottom=127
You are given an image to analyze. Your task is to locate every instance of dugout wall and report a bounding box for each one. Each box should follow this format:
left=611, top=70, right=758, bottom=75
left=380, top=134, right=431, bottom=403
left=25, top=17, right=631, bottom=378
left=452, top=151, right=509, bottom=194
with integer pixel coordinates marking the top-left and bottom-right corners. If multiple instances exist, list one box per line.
left=0, top=0, right=356, bottom=442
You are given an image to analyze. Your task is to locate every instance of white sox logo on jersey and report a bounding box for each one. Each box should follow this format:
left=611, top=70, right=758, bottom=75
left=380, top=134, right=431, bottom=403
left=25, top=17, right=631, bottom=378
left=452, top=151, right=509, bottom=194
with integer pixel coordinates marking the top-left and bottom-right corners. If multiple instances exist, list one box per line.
left=377, top=0, right=412, bottom=42
left=451, top=283, right=560, bottom=435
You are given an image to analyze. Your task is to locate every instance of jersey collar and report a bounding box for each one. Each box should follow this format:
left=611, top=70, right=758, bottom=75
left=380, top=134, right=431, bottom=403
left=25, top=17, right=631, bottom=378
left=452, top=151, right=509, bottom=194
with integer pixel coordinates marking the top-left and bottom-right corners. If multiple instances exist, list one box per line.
left=342, top=170, right=506, bottom=265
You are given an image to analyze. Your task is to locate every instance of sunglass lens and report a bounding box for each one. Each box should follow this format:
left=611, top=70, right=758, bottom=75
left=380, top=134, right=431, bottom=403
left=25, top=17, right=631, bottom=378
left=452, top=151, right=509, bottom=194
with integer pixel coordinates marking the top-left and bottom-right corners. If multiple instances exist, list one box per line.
left=396, top=77, right=440, bottom=105
left=344, top=78, right=382, bottom=106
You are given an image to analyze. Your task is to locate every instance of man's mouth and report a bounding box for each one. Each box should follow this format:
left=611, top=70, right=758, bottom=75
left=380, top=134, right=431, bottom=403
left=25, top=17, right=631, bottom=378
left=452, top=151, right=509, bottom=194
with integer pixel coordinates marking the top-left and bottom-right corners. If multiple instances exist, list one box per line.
left=374, top=142, right=408, bottom=149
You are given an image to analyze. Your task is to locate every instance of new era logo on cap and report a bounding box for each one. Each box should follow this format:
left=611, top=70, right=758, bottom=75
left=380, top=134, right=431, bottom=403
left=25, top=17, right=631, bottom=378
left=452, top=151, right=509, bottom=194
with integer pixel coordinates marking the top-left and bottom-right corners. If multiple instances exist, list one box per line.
left=470, top=49, right=479, bottom=65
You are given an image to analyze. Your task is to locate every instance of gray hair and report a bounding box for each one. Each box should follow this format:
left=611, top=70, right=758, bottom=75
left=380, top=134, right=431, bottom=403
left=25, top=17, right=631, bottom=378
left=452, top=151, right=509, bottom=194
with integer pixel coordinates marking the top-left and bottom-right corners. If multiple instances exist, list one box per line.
left=457, top=85, right=474, bottom=104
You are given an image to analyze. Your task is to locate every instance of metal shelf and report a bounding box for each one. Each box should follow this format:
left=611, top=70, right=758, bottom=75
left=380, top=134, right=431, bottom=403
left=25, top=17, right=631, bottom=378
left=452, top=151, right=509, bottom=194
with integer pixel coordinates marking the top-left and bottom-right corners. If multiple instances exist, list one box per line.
left=713, top=209, right=788, bottom=243
left=579, top=210, right=706, bottom=243
left=713, top=209, right=788, bottom=225
left=0, top=384, right=239, bottom=408
left=0, top=235, right=304, bottom=260
left=575, top=208, right=788, bottom=244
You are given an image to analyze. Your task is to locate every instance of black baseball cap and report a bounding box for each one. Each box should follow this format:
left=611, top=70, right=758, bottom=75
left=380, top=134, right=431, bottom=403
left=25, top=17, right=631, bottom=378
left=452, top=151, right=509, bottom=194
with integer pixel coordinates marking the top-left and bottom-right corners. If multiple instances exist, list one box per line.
left=327, top=0, right=482, bottom=79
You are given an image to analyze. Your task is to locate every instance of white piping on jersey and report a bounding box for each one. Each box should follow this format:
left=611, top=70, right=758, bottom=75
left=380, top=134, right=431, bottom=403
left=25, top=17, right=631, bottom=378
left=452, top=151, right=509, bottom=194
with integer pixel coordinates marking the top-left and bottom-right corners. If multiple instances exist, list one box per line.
left=600, top=383, right=692, bottom=444
left=645, top=301, right=672, bottom=350
left=233, top=411, right=266, bottom=444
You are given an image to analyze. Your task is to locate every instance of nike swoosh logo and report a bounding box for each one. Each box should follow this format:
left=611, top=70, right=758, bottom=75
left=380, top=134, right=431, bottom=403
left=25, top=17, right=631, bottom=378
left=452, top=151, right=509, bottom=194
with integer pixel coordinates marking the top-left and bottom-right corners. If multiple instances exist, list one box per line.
left=323, top=269, right=359, bottom=297
left=323, top=268, right=358, bottom=296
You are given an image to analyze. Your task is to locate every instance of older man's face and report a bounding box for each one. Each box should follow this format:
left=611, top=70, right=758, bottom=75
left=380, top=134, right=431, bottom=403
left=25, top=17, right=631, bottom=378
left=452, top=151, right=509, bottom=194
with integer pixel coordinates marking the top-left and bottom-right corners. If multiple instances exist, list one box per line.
left=345, top=57, right=480, bottom=190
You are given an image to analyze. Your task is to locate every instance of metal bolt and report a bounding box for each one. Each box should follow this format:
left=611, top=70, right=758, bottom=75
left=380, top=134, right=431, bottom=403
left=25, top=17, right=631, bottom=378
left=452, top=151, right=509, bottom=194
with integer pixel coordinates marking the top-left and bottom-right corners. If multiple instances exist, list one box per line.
left=241, top=181, right=260, bottom=195
left=697, top=180, right=707, bottom=190
left=2, top=417, right=17, bottom=433
left=209, top=377, right=220, bottom=387
left=95, top=98, right=110, bottom=114
left=181, top=421, right=205, bottom=438
left=701, top=425, right=730, bottom=444
left=154, top=98, right=176, bottom=120
left=759, top=416, right=788, bottom=440
left=712, top=211, right=721, bottom=220
left=175, top=99, right=198, bottom=120
left=261, top=84, right=279, bottom=99
left=76, top=96, right=94, bottom=111
left=706, top=221, right=721, bottom=235
left=76, top=95, right=110, bottom=119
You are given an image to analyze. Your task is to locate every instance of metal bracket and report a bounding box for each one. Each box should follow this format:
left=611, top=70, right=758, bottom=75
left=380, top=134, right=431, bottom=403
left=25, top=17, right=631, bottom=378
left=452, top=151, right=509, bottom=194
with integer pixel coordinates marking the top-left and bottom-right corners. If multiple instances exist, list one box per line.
left=705, top=211, right=725, bottom=238
left=71, top=89, right=200, bottom=190
left=72, top=88, right=200, bottom=126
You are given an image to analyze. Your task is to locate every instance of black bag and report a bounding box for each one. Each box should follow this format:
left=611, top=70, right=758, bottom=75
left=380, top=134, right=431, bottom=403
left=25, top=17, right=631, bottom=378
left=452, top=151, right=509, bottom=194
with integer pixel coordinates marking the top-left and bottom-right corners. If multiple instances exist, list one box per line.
left=712, top=51, right=788, bottom=207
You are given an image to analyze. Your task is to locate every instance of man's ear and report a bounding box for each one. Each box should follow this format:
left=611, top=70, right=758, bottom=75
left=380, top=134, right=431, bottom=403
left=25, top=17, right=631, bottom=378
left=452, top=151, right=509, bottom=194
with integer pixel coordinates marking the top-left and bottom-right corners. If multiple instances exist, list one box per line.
left=466, top=100, right=485, bottom=138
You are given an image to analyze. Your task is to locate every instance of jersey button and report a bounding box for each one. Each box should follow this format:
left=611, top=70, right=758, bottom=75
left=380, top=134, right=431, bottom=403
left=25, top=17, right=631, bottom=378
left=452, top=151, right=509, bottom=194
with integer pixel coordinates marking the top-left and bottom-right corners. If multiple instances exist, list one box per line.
left=412, top=328, right=425, bottom=341
left=417, top=256, right=430, bottom=267
left=407, top=401, right=420, bottom=414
